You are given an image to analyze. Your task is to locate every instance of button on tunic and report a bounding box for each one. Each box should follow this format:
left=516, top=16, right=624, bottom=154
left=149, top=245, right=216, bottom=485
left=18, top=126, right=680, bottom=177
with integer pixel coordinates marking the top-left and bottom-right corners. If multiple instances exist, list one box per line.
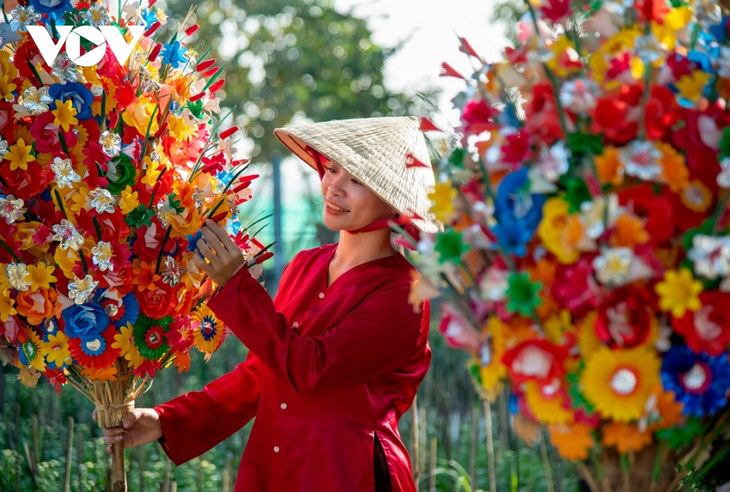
left=155, top=243, right=432, bottom=491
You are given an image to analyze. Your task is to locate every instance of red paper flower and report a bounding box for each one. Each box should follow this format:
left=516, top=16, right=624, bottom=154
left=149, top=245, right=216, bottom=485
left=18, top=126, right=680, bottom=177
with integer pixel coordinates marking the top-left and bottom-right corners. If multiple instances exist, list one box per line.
left=525, top=82, right=566, bottom=144
left=595, top=284, right=656, bottom=349
left=502, top=339, right=567, bottom=386
left=0, top=161, right=49, bottom=199
left=68, top=326, right=120, bottom=369
left=618, top=184, right=675, bottom=245
left=138, top=283, right=179, bottom=319
left=673, top=292, right=730, bottom=356
left=29, top=111, right=79, bottom=155
left=541, top=0, right=571, bottom=22
left=501, top=129, right=531, bottom=165
left=551, top=260, right=600, bottom=318
left=461, top=99, right=496, bottom=136
left=44, top=367, right=67, bottom=395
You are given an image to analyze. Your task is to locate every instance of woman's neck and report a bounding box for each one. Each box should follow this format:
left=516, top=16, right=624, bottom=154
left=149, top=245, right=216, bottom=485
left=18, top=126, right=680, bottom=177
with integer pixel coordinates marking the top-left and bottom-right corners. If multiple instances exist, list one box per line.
left=332, top=228, right=397, bottom=268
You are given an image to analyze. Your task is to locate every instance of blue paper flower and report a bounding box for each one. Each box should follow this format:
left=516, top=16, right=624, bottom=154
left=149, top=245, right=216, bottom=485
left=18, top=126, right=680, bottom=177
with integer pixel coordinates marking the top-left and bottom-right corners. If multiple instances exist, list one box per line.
left=49, top=82, right=94, bottom=121
left=140, top=8, right=159, bottom=27
left=62, top=303, right=110, bottom=342
left=160, top=40, right=187, bottom=69
left=493, top=168, right=545, bottom=257
left=41, top=317, right=60, bottom=342
left=187, top=230, right=203, bottom=253
left=104, top=292, right=140, bottom=329
left=661, top=345, right=730, bottom=417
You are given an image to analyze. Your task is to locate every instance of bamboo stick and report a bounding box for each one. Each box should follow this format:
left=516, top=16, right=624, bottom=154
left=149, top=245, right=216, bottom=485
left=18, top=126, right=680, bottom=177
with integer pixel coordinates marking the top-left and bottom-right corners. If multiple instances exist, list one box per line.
left=163, top=457, right=171, bottom=492
left=411, top=396, right=420, bottom=478
left=77, top=426, right=84, bottom=491
left=469, top=405, right=478, bottom=488
left=429, top=437, right=437, bottom=492
left=64, top=416, right=74, bottom=492
left=222, top=458, right=233, bottom=492
left=540, top=430, right=555, bottom=492
left=484, top=400, right=497, bottom=492
left=419, top=406, right=427, bottom=477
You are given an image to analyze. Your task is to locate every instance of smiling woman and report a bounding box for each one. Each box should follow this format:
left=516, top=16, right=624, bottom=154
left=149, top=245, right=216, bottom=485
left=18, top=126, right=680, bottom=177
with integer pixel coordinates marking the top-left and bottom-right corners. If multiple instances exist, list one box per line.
left=100, top=116, right=442, bottom=492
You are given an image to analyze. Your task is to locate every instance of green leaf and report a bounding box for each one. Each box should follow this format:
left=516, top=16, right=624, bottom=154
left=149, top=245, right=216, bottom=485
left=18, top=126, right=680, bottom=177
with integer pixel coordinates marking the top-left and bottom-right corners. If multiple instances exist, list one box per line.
left=449, top=147, right=466, bottom=168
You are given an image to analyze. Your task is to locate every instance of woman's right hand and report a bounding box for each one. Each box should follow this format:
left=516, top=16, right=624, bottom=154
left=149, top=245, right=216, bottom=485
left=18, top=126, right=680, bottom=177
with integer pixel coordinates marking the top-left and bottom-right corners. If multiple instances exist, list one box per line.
left=93, top=408, right=163, bottom=455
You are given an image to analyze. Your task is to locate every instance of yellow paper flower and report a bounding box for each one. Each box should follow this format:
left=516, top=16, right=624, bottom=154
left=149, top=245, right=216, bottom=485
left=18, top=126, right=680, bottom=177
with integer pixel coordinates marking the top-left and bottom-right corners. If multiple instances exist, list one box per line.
left=676, top=71, right=711, bottom=103
left=52, top=99, right=79, bottom=132
left=538, top=197, right=583, bottom=264
left=655, top=268, right=702, bottom=318
left=479, top=317, right=507, bottom=401
left=141, top=156, right=162, bottom=187
left=0, top=75, right=17, bottom=102
left=23, top=330, right=46, bottom=372
left=192, top=305, right=225, bottom=353
left=428, top=181, right=457, bottom=223
left=168, top=113, right=196, bottom=140
left=6, top=138, right=36, bottom=171
left=41, top=331, right=72, bottom=368
left=602, top=422, right=652, bottom=454
left=524, top=381, right=574, bottom=425
left=119, top=186, right=140, bottom=215
left=26, top=263, right=57, bottom=291
left=113, top=322, right=135, bottom=355
left=0, top=292, right=17, bottom=322
left=581, top=347, right=660, bottom=422
left=658, top=142, right=688, bottom=192
left=548, top=423, right=595, bottom=461
left=547, top=35, right=581, bottom=78
left=123, top=95, right=159, bottom=136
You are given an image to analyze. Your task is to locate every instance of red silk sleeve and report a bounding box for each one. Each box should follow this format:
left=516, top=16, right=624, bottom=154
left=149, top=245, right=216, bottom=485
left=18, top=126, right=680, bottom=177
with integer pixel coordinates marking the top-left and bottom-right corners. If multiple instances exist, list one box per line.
left=154, top=351, right=262, bottom=465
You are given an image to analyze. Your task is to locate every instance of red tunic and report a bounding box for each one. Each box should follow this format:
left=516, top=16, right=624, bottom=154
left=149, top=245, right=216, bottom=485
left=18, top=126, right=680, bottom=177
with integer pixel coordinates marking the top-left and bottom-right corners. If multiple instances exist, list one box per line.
left=155, top=243, right=431, bottom=491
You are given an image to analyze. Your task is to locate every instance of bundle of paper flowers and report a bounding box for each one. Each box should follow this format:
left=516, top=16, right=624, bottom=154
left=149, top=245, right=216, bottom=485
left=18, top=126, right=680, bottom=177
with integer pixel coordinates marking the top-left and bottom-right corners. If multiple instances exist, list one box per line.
left=410, top=0, right=730, bottom=489
left=0, top=0, right=270, bottom=488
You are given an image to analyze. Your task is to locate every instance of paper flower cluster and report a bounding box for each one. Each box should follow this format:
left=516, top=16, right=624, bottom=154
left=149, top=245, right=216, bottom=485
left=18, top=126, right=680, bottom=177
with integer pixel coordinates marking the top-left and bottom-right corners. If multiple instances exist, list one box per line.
left=0, top=0, right=269, bottom=393
left=412, top=0, right=730, bottom=480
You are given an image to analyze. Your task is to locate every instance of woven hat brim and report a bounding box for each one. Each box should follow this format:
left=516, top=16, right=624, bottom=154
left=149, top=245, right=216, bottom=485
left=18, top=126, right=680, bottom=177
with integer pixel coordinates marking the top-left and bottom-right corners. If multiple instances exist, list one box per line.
left=274, top=120, right=441, bottom=234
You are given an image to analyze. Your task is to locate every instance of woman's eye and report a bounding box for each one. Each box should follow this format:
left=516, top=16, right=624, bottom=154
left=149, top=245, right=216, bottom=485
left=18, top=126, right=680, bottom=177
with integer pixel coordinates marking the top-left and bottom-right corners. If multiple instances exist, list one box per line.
left=351, top=179, right=360, bottom=185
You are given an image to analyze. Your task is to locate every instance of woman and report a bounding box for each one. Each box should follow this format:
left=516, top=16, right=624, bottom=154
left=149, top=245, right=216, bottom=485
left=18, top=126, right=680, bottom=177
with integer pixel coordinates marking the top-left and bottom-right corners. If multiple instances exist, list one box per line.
left=99, top=116, right=441, bottom=491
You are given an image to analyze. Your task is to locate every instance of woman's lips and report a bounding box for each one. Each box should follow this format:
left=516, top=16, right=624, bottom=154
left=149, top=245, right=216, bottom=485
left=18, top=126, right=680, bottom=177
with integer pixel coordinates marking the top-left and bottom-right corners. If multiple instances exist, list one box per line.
left=325, top=201, right=349, bottom=214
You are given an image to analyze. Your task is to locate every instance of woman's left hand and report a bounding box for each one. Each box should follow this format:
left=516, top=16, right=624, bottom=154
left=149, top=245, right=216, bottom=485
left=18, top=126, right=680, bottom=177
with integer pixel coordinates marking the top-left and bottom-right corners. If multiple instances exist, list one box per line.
left=193, top=219, right=246, bottom=287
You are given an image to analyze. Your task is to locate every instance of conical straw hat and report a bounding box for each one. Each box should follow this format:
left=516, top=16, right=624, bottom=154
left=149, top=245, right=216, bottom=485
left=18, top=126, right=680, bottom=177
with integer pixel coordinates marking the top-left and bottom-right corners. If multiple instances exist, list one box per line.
left=273, top=116, right=441, bottom=233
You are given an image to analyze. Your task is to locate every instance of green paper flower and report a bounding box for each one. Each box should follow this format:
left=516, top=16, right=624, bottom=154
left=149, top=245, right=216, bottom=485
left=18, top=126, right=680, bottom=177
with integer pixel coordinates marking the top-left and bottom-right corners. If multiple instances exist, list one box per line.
left=560, top=177, right=592, bottom=213
left=133, top=314, right=172, bottom=360
left=505, top=272, right=542, bottom=316
left=125, top=204, right=156, bottom=228
left=106, top=154, right=137, bottom=195
left=435, top=230, right=469, bottom=264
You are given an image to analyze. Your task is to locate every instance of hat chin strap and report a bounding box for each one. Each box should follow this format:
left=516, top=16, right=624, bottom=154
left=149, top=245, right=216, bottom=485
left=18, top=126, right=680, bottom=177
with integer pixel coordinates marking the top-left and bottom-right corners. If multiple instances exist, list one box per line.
left=304, top=145, right=419, bottom=239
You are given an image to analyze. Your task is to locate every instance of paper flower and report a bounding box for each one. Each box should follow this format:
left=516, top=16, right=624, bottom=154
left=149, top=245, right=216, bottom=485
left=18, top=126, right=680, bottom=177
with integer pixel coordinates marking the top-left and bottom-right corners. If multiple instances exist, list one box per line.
left=661, top=345, right=730, bottom=417
left=594, top=284, right=655, bottom=349
left=524, top=381, right=574, bottom=425
left=581, top=347, right=660, bottom=421
left=40, top=331, right=72, bottom=369
left=548, top=423, right=595, bottom=461
left=602, top=422, right=652, bottom=454
left=505, top=272, right=542, bottom=316
left=68, top=326, right=120, bottom=369
left=62, top=303, right=111, bottom=342
left=133, top=314, right=172, bottom=360
left=655, top=269, right=702, bottom=318
left=434, top=230, right=469, bottom=264
left=191, top=305, right=225, bottom=353
left=103, top=292, right=140, bottom=330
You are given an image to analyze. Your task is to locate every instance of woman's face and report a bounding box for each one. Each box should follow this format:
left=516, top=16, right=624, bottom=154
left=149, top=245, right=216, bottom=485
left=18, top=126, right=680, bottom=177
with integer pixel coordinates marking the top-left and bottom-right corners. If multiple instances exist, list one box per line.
left=320, top=157, right=396, bottom=231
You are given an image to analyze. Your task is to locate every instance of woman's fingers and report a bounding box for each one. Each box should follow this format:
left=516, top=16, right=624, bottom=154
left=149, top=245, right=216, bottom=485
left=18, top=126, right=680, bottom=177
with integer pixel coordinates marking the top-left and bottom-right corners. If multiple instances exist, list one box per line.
left=205, top=220, right=237, bottom=251
left=103, top=434, right=124, bottom=445
left=201, top=227, right=228, bottom=257
left=101, top=427, right=123, bottom=437
left=193, top=250, right=214, bottom=277
left=196, top=237, right=219, bottom=267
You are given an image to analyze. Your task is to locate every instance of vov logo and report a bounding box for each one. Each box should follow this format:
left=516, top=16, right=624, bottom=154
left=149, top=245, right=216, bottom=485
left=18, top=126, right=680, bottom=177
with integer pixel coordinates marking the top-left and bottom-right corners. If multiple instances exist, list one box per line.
left=26, top=25, right=145, bottom=67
